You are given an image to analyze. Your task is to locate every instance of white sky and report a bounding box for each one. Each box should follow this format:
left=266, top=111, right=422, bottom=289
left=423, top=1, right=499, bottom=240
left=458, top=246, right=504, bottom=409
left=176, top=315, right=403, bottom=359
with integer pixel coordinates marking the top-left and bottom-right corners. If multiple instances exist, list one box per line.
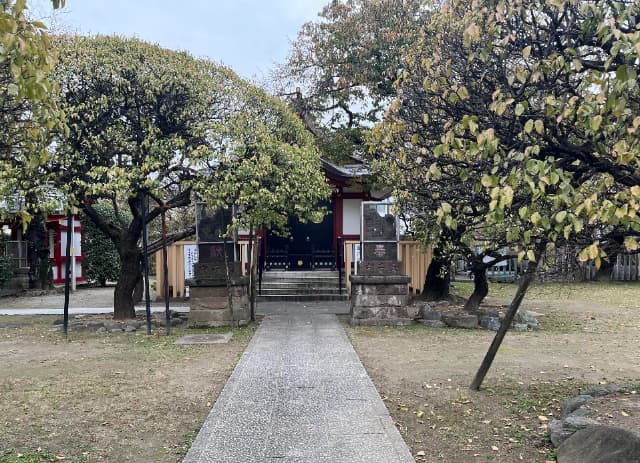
left=29, top=0, right=329, bottom=82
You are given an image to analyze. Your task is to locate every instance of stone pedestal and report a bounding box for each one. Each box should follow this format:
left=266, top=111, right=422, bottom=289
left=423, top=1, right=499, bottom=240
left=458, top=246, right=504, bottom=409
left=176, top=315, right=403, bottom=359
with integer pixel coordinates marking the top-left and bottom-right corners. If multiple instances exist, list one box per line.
left=187, top=252, right=249, bottom=327
left=188, top=276, right=249, bottom=327
left=350, top=274, right=415, bottom=326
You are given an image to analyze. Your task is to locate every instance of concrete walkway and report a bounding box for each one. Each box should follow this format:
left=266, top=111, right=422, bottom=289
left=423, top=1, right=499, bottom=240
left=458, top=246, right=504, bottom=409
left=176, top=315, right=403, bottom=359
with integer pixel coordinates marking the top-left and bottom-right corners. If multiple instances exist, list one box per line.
left=184, top=309, right=414, bottom=463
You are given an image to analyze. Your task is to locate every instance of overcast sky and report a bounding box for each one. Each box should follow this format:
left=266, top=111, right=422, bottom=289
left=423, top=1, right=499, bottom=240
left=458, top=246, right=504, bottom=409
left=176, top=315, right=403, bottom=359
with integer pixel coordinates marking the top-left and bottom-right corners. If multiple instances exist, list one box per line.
left=29, top=0, right=329, bottom=82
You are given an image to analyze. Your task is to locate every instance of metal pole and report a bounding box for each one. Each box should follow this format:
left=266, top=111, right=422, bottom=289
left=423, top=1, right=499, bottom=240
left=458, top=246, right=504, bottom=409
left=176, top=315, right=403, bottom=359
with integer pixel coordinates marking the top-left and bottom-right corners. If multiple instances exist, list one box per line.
left=141, top=193, right=152, bottom=335
left=63, top=210, right=73, bottom=337
left=161, top=209, right=170, bottom=335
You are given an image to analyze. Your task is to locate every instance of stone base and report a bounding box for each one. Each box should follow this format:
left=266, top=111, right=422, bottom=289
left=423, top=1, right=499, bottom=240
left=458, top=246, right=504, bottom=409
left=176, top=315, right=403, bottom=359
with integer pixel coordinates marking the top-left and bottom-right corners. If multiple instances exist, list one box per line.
left=188, top=277, right=249, bottom=327
left=350, top=274, right=414, bottom=326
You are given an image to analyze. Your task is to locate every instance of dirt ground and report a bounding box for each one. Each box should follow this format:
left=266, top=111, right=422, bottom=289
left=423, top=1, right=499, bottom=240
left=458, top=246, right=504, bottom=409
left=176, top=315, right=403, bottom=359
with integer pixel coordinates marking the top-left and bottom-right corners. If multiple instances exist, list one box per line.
left=0, top=312, right=254, bottom=463
left=346, top=281, right=640, bottom=463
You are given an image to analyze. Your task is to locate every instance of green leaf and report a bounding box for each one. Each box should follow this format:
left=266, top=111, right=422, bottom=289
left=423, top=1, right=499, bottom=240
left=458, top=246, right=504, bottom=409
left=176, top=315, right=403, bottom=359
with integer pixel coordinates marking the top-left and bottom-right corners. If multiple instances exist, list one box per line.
left=515, top=103, right=524, bottom=116
left=534, top=119, right=544, bottom=134
left=590, top=115, right=603, bottom=131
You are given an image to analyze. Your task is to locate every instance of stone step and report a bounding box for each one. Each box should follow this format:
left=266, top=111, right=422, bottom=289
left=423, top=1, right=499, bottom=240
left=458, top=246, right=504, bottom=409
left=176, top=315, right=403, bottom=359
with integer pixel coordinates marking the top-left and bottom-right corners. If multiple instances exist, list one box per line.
left=258, top=288, right=344, bottom=296
left=258, top=281, right=342, bottom=289
left=262, top=271, right=340, bottom=279
left=256, top=294, right=349, bottom=302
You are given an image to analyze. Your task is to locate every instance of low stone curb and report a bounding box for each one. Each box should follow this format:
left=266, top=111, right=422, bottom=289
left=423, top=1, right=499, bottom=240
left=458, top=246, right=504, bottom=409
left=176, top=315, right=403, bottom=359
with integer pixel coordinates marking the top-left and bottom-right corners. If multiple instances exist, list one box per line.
left=415, top=302, right=539, bottom=331
left=48, top=311, right=189, bottom=333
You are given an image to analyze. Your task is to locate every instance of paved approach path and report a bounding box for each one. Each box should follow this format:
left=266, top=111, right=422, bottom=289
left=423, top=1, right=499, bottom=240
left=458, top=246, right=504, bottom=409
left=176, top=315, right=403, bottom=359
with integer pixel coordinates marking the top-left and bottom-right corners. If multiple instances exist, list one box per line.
left=184, top=308, right=415, bottom=463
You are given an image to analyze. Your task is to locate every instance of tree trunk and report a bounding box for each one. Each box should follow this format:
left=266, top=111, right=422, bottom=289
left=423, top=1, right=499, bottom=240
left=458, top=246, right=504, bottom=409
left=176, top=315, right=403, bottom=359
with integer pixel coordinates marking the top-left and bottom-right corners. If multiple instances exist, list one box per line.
left=113, top=245, right=141, bottom=319
left=470, top=247, right=543, bottom=391
left=422, top=256, right=451, bottom=301
left=463, top=264, right=489, bottom=313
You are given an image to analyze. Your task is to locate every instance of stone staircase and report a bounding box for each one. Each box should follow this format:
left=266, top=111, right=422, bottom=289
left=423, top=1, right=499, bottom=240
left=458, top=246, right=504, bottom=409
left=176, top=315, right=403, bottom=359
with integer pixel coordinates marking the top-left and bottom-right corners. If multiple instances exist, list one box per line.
left=256, top=270, right=348, bottom=302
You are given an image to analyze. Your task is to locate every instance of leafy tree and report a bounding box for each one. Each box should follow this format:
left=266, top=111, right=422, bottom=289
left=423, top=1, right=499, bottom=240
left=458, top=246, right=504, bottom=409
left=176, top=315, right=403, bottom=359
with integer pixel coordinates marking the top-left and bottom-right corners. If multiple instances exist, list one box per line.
left=275, top=0, right=428, bottom=162
left=51, top=35, right=216, bottom=319
left=1, top=0, right=65, bottom=289
left=193, top=70, right=332, bottom=320
left=372, top=0, right=640, bottom=388
left=81, top=203, right=131, bottom=287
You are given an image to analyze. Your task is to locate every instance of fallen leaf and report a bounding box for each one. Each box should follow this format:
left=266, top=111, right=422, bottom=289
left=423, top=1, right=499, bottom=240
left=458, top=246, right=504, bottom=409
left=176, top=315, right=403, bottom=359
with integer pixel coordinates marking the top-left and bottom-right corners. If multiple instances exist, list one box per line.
left=416, top=451, right=426, bottom=457
left=491, top=446, right=499, bottom=451
left=538, top=415, right=548, bottom=421
left=621, top=411, right=630, bottom=417
left=417, top=410, right=424, bottom=418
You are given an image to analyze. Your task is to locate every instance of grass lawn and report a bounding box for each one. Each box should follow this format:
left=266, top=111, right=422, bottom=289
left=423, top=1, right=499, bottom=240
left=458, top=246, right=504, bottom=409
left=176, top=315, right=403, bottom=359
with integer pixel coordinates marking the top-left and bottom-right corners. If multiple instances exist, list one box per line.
left=347, top=280, right=640, bottom=462
left=453, top=279, right=640, bottom=310
left=0, top=316, right=255, bottom=463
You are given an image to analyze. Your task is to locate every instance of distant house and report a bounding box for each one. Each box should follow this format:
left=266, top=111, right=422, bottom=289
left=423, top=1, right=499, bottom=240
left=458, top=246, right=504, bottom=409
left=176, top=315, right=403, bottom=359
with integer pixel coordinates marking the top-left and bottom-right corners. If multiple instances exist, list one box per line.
left=1, top=195, right=85, bottom=291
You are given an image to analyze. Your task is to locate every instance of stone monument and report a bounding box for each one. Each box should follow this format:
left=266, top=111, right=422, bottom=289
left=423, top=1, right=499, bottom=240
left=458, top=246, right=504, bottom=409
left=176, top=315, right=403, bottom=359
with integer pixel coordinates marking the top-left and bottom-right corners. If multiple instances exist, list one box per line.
left=186, top=205, right=249, bottom=327
left=350, top=203, right=414, bottom=325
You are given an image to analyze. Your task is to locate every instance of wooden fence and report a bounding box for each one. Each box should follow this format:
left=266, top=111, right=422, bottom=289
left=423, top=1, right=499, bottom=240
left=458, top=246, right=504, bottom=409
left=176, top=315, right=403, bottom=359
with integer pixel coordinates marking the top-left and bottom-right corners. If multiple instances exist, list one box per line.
left=155, top=240, right=254, bottom=299
left=343, top=240, right=432, bottom=295
left=157, top=239, right=434, bottom=299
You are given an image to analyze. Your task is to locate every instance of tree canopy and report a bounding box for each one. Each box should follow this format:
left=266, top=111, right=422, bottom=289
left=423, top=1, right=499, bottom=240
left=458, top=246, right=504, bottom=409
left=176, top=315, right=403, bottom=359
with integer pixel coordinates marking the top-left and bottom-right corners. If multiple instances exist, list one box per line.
left=0, top=0, right=63, bottom=218
left=50, top=35, right=225, bottom=318
left=371, top=0, right=640, bottom=387
left=274, top=0, right=429, bottom=162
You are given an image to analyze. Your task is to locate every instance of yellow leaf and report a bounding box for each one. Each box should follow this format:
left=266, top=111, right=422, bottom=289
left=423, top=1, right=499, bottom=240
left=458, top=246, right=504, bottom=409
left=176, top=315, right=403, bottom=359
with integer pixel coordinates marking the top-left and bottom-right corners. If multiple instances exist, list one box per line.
left=621, top=410, right=629, bottom=417
left=522, top=46, right=532, bottom=59
left=527, top=250, right=536, bottom=262
left=417, top=410, right=425, bottom=418
left=538, top=415, right=548, bottom=421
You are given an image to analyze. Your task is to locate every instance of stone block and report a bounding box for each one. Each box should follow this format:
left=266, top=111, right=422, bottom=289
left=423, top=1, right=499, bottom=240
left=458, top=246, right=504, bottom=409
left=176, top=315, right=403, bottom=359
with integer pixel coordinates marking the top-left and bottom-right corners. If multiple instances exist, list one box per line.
left=352, top=293, right=410, bottom=308
left=441, top=312, right=478, bottom=329
left=420, top=320, right=446, bottom=328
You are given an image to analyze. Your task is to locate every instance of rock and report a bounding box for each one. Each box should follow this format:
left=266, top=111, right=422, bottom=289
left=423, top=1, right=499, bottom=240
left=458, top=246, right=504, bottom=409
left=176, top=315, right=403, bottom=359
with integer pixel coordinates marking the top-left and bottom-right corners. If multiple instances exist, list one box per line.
left=416, top=302, right=433, bottom=318
left=49, top=326, right=61, bottom=332
left=514, top=310, right=539, bottom=329
left=479, top=316, right=501, bottom=331
left=419, top=306, right=442, bottom=321
left=87, top=322, right=105, bottom=332
left=124, top=325, right=137, bottom=333
left=441, top=312, right=478, bottom=329
left=96, top=327, right=106, bottom=333
left=557, top=426, right=640, bottom=463
left=512, top=323, right=529, bottom=331
left=549, top=415, right=600, bottom=447
left=52, top=318, right=64, bottom=325
left=419, top=320, right=447, bottom=328
left=435, top=300, right=450, bottom=307
left=110, top=328, right=123, bottom=333
left=569, top=408, right=594, bottom=418
left=561, top=395, right=593, bottom=418
left=582, top=384, right=624, bottom=397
